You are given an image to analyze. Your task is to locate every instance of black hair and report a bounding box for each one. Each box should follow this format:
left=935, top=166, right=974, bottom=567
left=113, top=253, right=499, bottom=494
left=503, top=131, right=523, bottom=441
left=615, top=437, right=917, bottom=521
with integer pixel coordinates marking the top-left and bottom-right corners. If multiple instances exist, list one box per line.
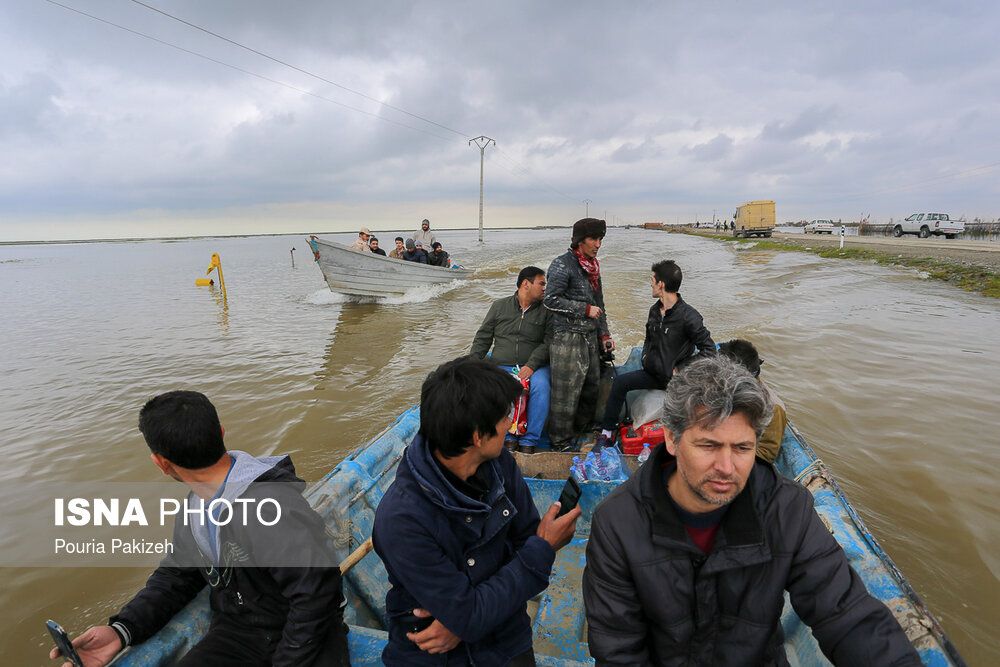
left=394, top=236, right=404, bottom=243
left=137, top=391, right=226, bottom=469
left=651, top=260, right=682, bottom=293
left=718, top=339, right=762, bottom=378
left=517, top=266, right=545, bottom=288
left=419, top=356, right=522, bottom=458
left=370, top=236, right=379, bottom=243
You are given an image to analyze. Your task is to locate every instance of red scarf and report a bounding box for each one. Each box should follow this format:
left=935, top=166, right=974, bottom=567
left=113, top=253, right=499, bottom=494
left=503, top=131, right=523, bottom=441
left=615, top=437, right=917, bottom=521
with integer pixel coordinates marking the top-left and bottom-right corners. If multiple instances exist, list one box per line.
left=572, top=248, right=601, bottom=293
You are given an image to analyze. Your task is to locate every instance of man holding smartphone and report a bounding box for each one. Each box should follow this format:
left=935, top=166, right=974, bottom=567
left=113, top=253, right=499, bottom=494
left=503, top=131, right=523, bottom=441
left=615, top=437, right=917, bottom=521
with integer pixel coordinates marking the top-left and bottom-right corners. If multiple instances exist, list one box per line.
left=372, top=356, right=582, bottom=666
left=544, top=218, right=614, bottom=451
left=50, top=391, right=350, bottom=667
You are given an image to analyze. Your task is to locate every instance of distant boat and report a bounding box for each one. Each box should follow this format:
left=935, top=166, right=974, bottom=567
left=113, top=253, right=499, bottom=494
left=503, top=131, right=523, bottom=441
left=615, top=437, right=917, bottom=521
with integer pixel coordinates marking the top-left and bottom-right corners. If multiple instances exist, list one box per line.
left=307, top=235, right=473, bottom=297
left=113, top=347, right=967, bottom=667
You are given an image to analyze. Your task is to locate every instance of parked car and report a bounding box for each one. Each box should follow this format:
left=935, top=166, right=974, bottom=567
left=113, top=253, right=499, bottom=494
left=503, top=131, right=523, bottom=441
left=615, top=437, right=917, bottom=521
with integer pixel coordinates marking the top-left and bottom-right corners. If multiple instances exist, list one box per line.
left=893, top=213, right=964, bottom=239
left=805, top=219, right=835, bottom=234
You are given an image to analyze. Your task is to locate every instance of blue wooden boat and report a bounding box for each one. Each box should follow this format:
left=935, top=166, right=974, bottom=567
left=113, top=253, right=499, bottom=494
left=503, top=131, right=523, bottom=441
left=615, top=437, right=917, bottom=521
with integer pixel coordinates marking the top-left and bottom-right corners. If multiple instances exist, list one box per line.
left=113, top=348, right=966, bottom=666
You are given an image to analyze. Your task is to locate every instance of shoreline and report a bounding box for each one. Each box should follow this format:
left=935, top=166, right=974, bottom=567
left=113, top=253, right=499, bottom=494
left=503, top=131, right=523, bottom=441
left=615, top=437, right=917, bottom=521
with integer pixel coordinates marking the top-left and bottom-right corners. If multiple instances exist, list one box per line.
left=673, top=228, right=1000, bottom=298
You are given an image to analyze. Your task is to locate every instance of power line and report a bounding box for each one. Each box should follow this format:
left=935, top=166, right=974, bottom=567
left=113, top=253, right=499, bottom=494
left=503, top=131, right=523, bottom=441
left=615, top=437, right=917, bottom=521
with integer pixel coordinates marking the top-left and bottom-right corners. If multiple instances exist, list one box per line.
left=42, top=0, right=456, bottom=141
left=126, top=0, right=471, bottom=140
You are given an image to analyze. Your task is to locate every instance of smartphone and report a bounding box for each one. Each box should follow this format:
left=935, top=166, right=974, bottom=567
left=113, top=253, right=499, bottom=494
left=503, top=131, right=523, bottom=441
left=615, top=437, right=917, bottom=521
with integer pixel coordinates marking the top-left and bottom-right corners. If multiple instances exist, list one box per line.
left=556, top=476, right=582, bottom=517
left=399, top=612, right=434, bottom=634
left=46, top=620, right=83, bottom=667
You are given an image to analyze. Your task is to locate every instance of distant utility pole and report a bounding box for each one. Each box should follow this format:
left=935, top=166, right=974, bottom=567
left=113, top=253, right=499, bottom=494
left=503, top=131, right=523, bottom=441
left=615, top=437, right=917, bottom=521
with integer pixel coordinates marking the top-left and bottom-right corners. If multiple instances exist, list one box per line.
left=469, top=136, right=495, bottom=242
left=583, top=199, right=592, bottom=217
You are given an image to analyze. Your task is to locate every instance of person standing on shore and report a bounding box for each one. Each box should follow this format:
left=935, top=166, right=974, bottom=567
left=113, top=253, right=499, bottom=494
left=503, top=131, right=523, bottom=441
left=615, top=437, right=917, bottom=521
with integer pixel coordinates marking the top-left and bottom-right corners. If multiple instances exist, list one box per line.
left=544, top=218, right=614, bottom=451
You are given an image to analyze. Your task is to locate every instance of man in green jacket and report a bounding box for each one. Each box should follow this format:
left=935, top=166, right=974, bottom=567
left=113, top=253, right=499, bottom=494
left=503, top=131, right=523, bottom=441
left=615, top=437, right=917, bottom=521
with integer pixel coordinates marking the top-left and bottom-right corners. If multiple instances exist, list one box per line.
left=471, top=266, right=552, bottom=452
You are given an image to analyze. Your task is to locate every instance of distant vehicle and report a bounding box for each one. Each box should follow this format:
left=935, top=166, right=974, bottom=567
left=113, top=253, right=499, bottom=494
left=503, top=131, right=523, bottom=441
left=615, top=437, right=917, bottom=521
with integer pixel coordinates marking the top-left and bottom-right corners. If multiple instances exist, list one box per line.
left=805, top=219, right=835, bottom=234
left=893, top=213, right=964, bottom=239
left=733, top=200, right=775, bottom=238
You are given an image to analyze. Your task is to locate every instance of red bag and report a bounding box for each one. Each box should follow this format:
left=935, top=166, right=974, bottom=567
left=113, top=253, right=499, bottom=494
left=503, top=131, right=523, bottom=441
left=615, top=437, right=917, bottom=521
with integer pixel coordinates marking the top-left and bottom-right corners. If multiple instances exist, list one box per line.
left=620, top=421, right=665, bottom=455
left=508, top=374, right=529, bottom=437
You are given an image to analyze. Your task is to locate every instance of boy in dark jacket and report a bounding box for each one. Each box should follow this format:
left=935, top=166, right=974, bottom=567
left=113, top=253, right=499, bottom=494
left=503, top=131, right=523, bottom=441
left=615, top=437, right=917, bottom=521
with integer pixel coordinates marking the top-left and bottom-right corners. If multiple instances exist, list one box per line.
left=51, top=391, right=349, bottom=667
left=372, top=357, right=581, bottom=666
left=582, top=357, right=920, bottom=666
left=596, top=259, right=714, bottom=448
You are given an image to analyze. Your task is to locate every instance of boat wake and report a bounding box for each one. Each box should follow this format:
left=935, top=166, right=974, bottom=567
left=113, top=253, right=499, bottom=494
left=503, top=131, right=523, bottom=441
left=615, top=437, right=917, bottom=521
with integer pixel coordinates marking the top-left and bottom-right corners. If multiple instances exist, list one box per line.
left=305, top=280, right=466, bottom=306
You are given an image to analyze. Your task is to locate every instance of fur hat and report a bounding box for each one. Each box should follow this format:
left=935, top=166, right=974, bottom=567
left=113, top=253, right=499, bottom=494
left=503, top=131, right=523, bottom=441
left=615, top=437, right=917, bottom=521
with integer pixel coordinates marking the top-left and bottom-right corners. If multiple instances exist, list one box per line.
left=571, top=218, right=607, bottom=248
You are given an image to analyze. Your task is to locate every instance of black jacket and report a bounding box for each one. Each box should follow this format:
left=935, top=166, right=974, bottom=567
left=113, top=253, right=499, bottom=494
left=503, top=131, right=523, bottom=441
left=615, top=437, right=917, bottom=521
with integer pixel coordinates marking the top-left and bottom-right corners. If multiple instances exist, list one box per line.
left=544, top=249, right=609, bottom=338
left=641, top=295, right=716, bottom=383
left=110, top=455, right=345, bottom=667
left=582, top=444, right=921, bottom=666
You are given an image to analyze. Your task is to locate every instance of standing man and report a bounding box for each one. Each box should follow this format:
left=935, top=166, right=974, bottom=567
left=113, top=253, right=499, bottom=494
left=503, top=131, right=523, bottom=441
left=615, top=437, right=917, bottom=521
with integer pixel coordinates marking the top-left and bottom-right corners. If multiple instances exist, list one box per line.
left=51, top=391, right=349, bottom=667
left=388, top=236, right=406, bottom=259
left=595, top=260, right=715, bottom=449
left=372, top=357, right=581, bottom=666
left=413, top=218, right=437, bottom=248
left=582, top=356, right=920, bottom=665
left=470, top=266, right=552, bottom=453
left=369, top=236, right=387, bottom=256
left=544, top=218, right=613, bottom=451
left=348, top=227, right=372, bottom=252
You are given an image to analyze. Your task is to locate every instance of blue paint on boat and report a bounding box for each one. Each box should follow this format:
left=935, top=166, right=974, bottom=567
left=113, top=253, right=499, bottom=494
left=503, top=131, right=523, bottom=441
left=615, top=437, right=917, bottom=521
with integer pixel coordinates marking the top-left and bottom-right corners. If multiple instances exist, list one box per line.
left=113, top=348, right=966, bottom=666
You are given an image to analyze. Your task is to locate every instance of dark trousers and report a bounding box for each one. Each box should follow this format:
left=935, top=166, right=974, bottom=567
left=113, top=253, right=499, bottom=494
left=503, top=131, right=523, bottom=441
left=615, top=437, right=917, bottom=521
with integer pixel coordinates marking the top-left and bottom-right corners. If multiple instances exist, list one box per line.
left=600, top=369, right=664, bottom=431
left=178, top=613, right=351, bottom=667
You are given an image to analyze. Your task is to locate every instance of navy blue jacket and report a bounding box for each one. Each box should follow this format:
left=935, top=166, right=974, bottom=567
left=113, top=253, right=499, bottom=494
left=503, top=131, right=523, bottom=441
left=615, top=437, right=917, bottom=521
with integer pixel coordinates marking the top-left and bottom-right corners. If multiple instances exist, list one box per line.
left=372, top=435, right=556, bottom=666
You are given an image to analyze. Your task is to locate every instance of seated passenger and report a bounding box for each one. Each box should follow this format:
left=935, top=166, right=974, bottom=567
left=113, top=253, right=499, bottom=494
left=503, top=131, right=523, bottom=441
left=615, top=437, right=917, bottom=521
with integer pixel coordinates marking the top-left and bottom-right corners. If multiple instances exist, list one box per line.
left=348, top=227, right=372, bottom=252
left=388, top=236, right=406, bottom=259
left=369, top=236, right=387, bottom=256
left=470, top=266, right=552, bottom=453
left=401, top=238, right=428, bottom=263
left=427, top=241, right=450, bottom=267
left=719, top=338, right=787, bottom=462
left=596, top=260, right=715, bottom=449
left=50, top=391, right=349, bottom=667
left=372, top=357, right=581, bottom=666
left=583, top=356, right=920, bottom=665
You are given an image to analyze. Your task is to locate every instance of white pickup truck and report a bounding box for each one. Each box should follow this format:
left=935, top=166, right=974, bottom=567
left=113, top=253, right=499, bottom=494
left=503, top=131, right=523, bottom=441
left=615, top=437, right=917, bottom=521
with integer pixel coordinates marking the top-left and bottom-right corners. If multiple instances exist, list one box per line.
left=892, top=213, right=964, bottom=239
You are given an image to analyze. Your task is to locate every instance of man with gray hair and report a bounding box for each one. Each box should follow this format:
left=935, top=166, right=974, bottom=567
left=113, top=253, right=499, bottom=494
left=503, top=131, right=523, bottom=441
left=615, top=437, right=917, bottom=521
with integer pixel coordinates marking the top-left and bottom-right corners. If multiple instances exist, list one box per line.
left=582, top=356, right=919, bottom=665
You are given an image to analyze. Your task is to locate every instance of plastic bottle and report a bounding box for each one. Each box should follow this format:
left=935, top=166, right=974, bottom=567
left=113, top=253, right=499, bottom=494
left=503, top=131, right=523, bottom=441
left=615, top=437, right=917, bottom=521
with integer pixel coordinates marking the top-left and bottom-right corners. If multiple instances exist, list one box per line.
left=602, top=446, right=626, bottom=481
left=638, top=443, right=651, bottom=465
left=571, top=456, right=587, bottom=483
left=585, top=450, right=611, bottom=482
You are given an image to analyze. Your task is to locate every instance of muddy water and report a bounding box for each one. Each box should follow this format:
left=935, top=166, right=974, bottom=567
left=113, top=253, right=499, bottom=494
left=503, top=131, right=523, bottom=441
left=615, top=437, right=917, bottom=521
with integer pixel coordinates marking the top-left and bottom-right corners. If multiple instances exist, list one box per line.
left=1, top=228, right=997, bottom=664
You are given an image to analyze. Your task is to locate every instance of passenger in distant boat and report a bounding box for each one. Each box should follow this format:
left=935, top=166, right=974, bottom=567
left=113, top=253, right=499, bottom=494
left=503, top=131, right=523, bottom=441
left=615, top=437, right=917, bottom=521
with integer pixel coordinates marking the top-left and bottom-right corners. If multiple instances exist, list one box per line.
left=582, top=356, right=920, bottom=666
left=544, top=217, right=614, bottom=451
left=50, top=391, right=350, bottom=667
left=719, top=338, right=786, bottom=463
left=594, top=260, right=715, bottom=450
left=372, top=357, right=581, bottom=667
left=388, top=236, right=406, bottom=259
left=412, top=218, right=437, bottom=248
left=470, top=266, right=553, bottom=453
left=369, top=236, right=387, bottom=256
left=426, top=241, right=450, bottom=267
left=348, top=227, right=373, bottom=252
left=401, top=238, right=428, bottom=264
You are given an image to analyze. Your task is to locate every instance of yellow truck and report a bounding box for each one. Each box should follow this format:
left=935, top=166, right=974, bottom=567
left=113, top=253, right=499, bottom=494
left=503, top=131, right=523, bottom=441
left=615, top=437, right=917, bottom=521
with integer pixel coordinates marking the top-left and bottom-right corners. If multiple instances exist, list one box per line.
left=733, top=200, right=775, bottom=238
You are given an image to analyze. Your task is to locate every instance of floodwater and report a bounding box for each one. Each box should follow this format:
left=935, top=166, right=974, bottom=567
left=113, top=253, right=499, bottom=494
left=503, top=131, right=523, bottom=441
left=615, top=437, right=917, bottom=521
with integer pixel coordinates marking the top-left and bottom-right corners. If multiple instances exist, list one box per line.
left=1, top=228, right=997, bottom=665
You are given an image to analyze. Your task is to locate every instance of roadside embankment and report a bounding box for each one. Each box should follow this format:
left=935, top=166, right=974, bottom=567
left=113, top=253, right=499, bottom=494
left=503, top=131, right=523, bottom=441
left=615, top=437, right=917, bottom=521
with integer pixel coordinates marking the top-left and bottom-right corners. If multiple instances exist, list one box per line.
left=673, top=227, right=1000, bottom=298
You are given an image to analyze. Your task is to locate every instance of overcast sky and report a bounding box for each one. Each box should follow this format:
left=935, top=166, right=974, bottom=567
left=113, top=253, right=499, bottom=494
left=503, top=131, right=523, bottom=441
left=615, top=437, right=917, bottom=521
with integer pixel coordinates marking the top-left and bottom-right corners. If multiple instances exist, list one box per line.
left=2, top=1, right=999, bottom=240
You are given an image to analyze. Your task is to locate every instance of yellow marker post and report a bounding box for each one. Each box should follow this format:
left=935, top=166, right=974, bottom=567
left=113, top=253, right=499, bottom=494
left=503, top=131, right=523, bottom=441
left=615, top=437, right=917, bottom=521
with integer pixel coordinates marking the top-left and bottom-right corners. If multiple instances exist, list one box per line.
left=195, top=278, right=214, bottom=286
left=206, top=253, right=227, bottom=300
